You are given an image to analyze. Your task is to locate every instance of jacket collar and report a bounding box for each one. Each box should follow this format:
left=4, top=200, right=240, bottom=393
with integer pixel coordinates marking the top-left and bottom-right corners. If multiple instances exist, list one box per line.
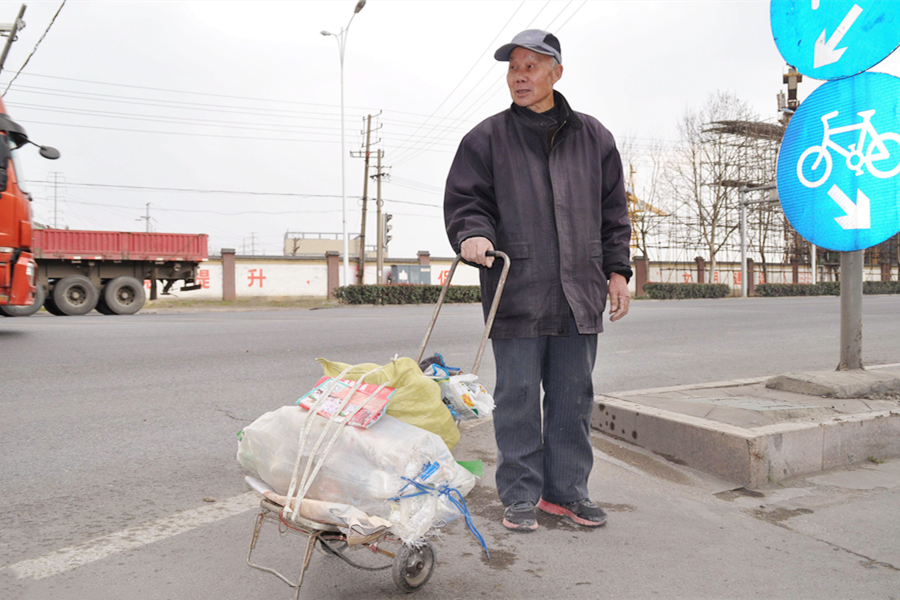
left=509, top=90, right=584, bottom=133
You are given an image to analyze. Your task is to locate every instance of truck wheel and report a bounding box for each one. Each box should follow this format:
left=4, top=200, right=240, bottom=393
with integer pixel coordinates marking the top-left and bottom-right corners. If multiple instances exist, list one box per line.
left=95, top=293, right=113, bottom=315
left=102, top=276, right=145, bottom=315
left=44, top=286, right=65, bottom=316
left=0, top=282, right=46, bottom=317
left=52, top=275, right=99, bottom=316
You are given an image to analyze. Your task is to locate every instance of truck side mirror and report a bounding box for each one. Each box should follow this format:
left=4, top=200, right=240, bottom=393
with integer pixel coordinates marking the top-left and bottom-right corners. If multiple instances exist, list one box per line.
left=39, top=146, right=60, bottom=160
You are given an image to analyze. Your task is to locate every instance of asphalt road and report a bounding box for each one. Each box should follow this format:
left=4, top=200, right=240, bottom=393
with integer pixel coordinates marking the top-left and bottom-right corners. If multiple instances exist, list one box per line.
left=1, top=296, right=899, bottom=599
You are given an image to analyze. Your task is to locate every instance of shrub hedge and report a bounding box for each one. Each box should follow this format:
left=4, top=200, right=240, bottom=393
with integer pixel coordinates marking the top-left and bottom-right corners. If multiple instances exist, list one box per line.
left=335, top=284, right=481, bottom=305
left=757, top=281, right=900, bottom=296
left=642, top=282, right=730, bottom=299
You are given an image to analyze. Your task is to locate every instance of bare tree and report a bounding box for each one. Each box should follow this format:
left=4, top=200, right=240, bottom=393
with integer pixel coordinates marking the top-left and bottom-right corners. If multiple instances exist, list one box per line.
left=667, top=91, right=761, bottom=277
left=618, top=135, right=669, bottom=264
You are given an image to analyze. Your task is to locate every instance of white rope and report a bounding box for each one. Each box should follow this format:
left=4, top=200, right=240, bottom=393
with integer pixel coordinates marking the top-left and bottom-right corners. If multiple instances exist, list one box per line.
left=289, top=371, right=375, bottom=522
left=294, top=377, right=392, bottom=509
left=282, top=365, right=353, bottom=514
left=283, top=365, right=392, bottom=523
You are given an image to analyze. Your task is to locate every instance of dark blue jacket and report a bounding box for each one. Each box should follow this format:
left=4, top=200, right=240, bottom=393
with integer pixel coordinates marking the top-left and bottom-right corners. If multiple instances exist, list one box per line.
left=444, top=91, right=632, bottom=338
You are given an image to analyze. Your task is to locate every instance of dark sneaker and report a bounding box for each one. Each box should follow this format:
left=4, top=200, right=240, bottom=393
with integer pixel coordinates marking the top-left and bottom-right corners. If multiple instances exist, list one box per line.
left=537, top=498, right=607, bottom=527
left=502, top=501, right=538, bottom=532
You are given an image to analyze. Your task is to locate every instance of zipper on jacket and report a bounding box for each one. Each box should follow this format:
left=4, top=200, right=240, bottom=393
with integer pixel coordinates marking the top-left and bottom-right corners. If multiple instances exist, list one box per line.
left=550, top=120, right=567, bottom=150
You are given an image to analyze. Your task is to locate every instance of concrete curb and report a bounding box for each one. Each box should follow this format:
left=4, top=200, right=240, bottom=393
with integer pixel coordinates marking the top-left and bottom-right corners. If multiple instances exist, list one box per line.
left=591, top=364, right=900, bottom=488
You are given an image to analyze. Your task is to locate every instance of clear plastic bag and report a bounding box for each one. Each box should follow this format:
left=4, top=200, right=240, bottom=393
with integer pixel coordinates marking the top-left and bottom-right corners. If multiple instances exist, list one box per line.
left=424, top=364, right=495, bottom=421
left=237, top=406, right=475, bottom=544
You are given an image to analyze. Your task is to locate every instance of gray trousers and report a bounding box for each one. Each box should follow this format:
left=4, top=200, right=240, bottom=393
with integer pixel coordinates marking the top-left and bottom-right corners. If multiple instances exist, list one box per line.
left=491, top=317, right=598, bottom=506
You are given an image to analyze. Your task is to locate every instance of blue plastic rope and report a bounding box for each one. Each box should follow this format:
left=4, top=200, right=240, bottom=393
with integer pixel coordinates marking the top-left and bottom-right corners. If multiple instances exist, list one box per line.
left=389, top=463, right=490, bottom=558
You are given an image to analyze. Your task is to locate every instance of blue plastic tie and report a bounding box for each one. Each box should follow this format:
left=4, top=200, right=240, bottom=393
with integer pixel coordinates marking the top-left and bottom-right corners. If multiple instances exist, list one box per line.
left=389, top=463, right=490, bottom=558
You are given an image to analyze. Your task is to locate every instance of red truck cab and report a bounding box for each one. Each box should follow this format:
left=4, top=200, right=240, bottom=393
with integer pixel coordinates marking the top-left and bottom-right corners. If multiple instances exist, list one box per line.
left=0, top=97, right=59, bottom=311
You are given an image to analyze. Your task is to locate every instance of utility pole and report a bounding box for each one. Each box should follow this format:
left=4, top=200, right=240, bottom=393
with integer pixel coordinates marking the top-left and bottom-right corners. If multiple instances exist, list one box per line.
left=350, top=112, right=381, bottom=284
left=250, top=232, right=257, bottom=256
left=0, top=4, right=26, bottom=76
left=52, top=171, right=59, bottom=228
left=359, top=115, right=372, bottom=283
left=137, top=203, right=151, bottom=232
left=374, top=150, right=386, bottom=283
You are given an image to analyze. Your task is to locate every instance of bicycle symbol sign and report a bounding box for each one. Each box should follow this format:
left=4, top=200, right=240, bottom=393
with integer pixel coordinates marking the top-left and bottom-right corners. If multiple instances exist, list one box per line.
left=778, top=72, right=900, bottom=251
left=796, top=108, right=900, bottom=188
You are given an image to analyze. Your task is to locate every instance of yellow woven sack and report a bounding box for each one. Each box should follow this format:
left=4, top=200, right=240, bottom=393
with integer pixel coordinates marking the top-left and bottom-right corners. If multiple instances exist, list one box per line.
left=316, top=357, right=460, bottom=450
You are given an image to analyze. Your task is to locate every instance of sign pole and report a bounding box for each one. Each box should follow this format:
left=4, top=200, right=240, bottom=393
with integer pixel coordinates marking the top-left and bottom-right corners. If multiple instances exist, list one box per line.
left=838, top=250, right=864, bottom=370
left=740, top=189, right=747, bottom=298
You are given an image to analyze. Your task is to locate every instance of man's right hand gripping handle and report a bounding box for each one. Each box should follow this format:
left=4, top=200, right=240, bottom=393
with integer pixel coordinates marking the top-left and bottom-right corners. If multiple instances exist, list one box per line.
left=460, top=236, right=495, bottom=268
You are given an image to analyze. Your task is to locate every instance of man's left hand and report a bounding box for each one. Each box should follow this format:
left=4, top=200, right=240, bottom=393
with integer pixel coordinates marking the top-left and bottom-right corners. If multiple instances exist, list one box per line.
left=608, top=273, right=630, bottom=322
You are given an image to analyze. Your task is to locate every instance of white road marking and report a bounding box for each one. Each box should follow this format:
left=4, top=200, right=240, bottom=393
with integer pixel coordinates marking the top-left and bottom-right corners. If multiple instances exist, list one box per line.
left=3, top=491, right=260, bottom=580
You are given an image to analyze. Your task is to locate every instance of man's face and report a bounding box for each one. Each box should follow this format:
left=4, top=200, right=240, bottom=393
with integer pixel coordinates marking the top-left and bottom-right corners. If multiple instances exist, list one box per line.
left=506, top=47, right=563, bottom=113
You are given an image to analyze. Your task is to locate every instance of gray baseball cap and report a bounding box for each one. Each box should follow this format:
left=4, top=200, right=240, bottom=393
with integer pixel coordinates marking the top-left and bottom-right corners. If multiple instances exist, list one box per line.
left=494, top=29, right=562, bottom=64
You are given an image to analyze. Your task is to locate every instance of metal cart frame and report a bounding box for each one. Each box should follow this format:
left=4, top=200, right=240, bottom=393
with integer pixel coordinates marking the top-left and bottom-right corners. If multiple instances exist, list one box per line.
left=245, top=251, right=509, bottom=597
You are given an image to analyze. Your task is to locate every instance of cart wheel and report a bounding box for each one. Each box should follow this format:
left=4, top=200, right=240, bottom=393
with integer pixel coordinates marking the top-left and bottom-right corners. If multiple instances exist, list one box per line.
left=392, top=542, right=435, bottom=593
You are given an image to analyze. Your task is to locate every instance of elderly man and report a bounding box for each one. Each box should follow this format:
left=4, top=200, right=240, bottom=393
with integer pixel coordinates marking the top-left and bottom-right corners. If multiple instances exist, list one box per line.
left=444, top=30, right=632, bottom=532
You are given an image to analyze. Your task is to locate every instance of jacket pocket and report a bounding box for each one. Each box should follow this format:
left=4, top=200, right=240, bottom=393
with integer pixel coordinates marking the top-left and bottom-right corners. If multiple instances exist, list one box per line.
left=589, top=240, right=603, bottom=261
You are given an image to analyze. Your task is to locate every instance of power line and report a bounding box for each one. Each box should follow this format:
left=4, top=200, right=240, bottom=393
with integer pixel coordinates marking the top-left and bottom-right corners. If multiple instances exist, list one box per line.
left=17, top=119, right=360, bottom=144
left=388, top=1, right=527, bottom=158
left=393, top=0, right=565, bottom=165
left=556, top=0, right=588, bottom=32
left=6, top=71, right=483, bottom=125
left=543, top=0, right=574, bottom=30
left=2, top=0, right=66, bottom=97
left=23, top=178, right=442, bottom=208
left=5, top=102, right=463, bottom=149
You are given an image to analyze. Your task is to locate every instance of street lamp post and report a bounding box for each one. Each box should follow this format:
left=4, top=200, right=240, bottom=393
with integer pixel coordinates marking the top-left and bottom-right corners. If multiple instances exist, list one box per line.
left=322, top=0, right=366, bottom=288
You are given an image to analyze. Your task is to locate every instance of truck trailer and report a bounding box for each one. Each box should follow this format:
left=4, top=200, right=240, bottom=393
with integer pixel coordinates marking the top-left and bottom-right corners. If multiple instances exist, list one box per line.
left=0, top=228, right=210, bottom=317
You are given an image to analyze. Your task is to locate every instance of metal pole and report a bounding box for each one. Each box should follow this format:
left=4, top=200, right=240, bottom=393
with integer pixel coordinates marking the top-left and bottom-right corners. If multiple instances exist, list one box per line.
left=811, top=244, right=817, bottom=285
left=53, top=172, right=58, bottom=228
left=740, top=188, right=747, bottom=298
left=358, top=114, right=372, bottom=284
left=0, top=4, right=26, bottom=76
left=375, top=150, right=383, bottom=283
left=838, top=250, right=864, bottom=370
left=323, top=3, right=364, bottom=287
left=338, top=33, right=349, bottom=288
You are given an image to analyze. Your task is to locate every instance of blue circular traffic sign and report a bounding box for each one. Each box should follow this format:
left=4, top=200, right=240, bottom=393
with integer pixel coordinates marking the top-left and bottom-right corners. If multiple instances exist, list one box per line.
left=771, top=0, right=900, bottom=80
left=777, top=71, right=900, bottom=252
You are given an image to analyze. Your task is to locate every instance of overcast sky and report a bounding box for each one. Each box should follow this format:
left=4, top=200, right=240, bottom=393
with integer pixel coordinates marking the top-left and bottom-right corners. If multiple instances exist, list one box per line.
left=2, top=0, right=893, bottom=259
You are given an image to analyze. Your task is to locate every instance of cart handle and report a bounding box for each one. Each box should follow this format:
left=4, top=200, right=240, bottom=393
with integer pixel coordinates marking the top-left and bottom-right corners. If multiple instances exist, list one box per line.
left=415, top=250, right=510, bottom=376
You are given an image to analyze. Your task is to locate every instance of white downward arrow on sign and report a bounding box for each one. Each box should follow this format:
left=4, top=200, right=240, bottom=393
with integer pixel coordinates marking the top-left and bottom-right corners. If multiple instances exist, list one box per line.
left=828, top=184, right=871, bottom=230
left=814, top=3, right=863, bottom=69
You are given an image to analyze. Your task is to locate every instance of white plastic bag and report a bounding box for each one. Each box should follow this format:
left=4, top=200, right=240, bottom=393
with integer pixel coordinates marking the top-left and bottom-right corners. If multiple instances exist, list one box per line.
left=425, top=367, right=495, bottom=421
left=237, top=406, right=475, bottom=544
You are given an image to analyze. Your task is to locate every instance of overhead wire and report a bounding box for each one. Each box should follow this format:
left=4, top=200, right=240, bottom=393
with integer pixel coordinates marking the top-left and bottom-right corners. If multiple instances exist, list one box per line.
left=8, top=71, right=482, bottom=124
left=386, top=1, right=527, bottom=160
left=2, top=0, right=67, bottom=96
left=392, top=0, right=571, bottom=166
left=22, top=178, right=443, bottom=209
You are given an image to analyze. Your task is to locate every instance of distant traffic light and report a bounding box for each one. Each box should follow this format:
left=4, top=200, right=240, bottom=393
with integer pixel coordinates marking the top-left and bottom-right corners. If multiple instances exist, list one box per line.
left=383, top=213, right=393, bottom=248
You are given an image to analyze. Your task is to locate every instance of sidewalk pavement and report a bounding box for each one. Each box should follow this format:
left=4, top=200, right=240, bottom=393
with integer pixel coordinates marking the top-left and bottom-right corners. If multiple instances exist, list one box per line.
left=594, top=364, right=900, bottom=488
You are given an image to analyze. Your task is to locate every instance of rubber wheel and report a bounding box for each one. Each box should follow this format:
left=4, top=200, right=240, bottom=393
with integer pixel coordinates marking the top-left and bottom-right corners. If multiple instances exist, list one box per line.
left=95, top=292, right=114, bottom=315
left=101, top=276, right=145, bottom=315
left=43, top=285, right=66, bottom=316
left=52, top=275, right=99, bottom=316
left=0, top=282, right=45, bottom=317
left=392, top=542, right=435, bottom=593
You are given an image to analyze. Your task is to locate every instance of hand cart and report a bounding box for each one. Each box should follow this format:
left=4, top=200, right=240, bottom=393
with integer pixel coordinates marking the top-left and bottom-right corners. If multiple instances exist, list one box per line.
left=244, top=251, right=510, bottom=597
